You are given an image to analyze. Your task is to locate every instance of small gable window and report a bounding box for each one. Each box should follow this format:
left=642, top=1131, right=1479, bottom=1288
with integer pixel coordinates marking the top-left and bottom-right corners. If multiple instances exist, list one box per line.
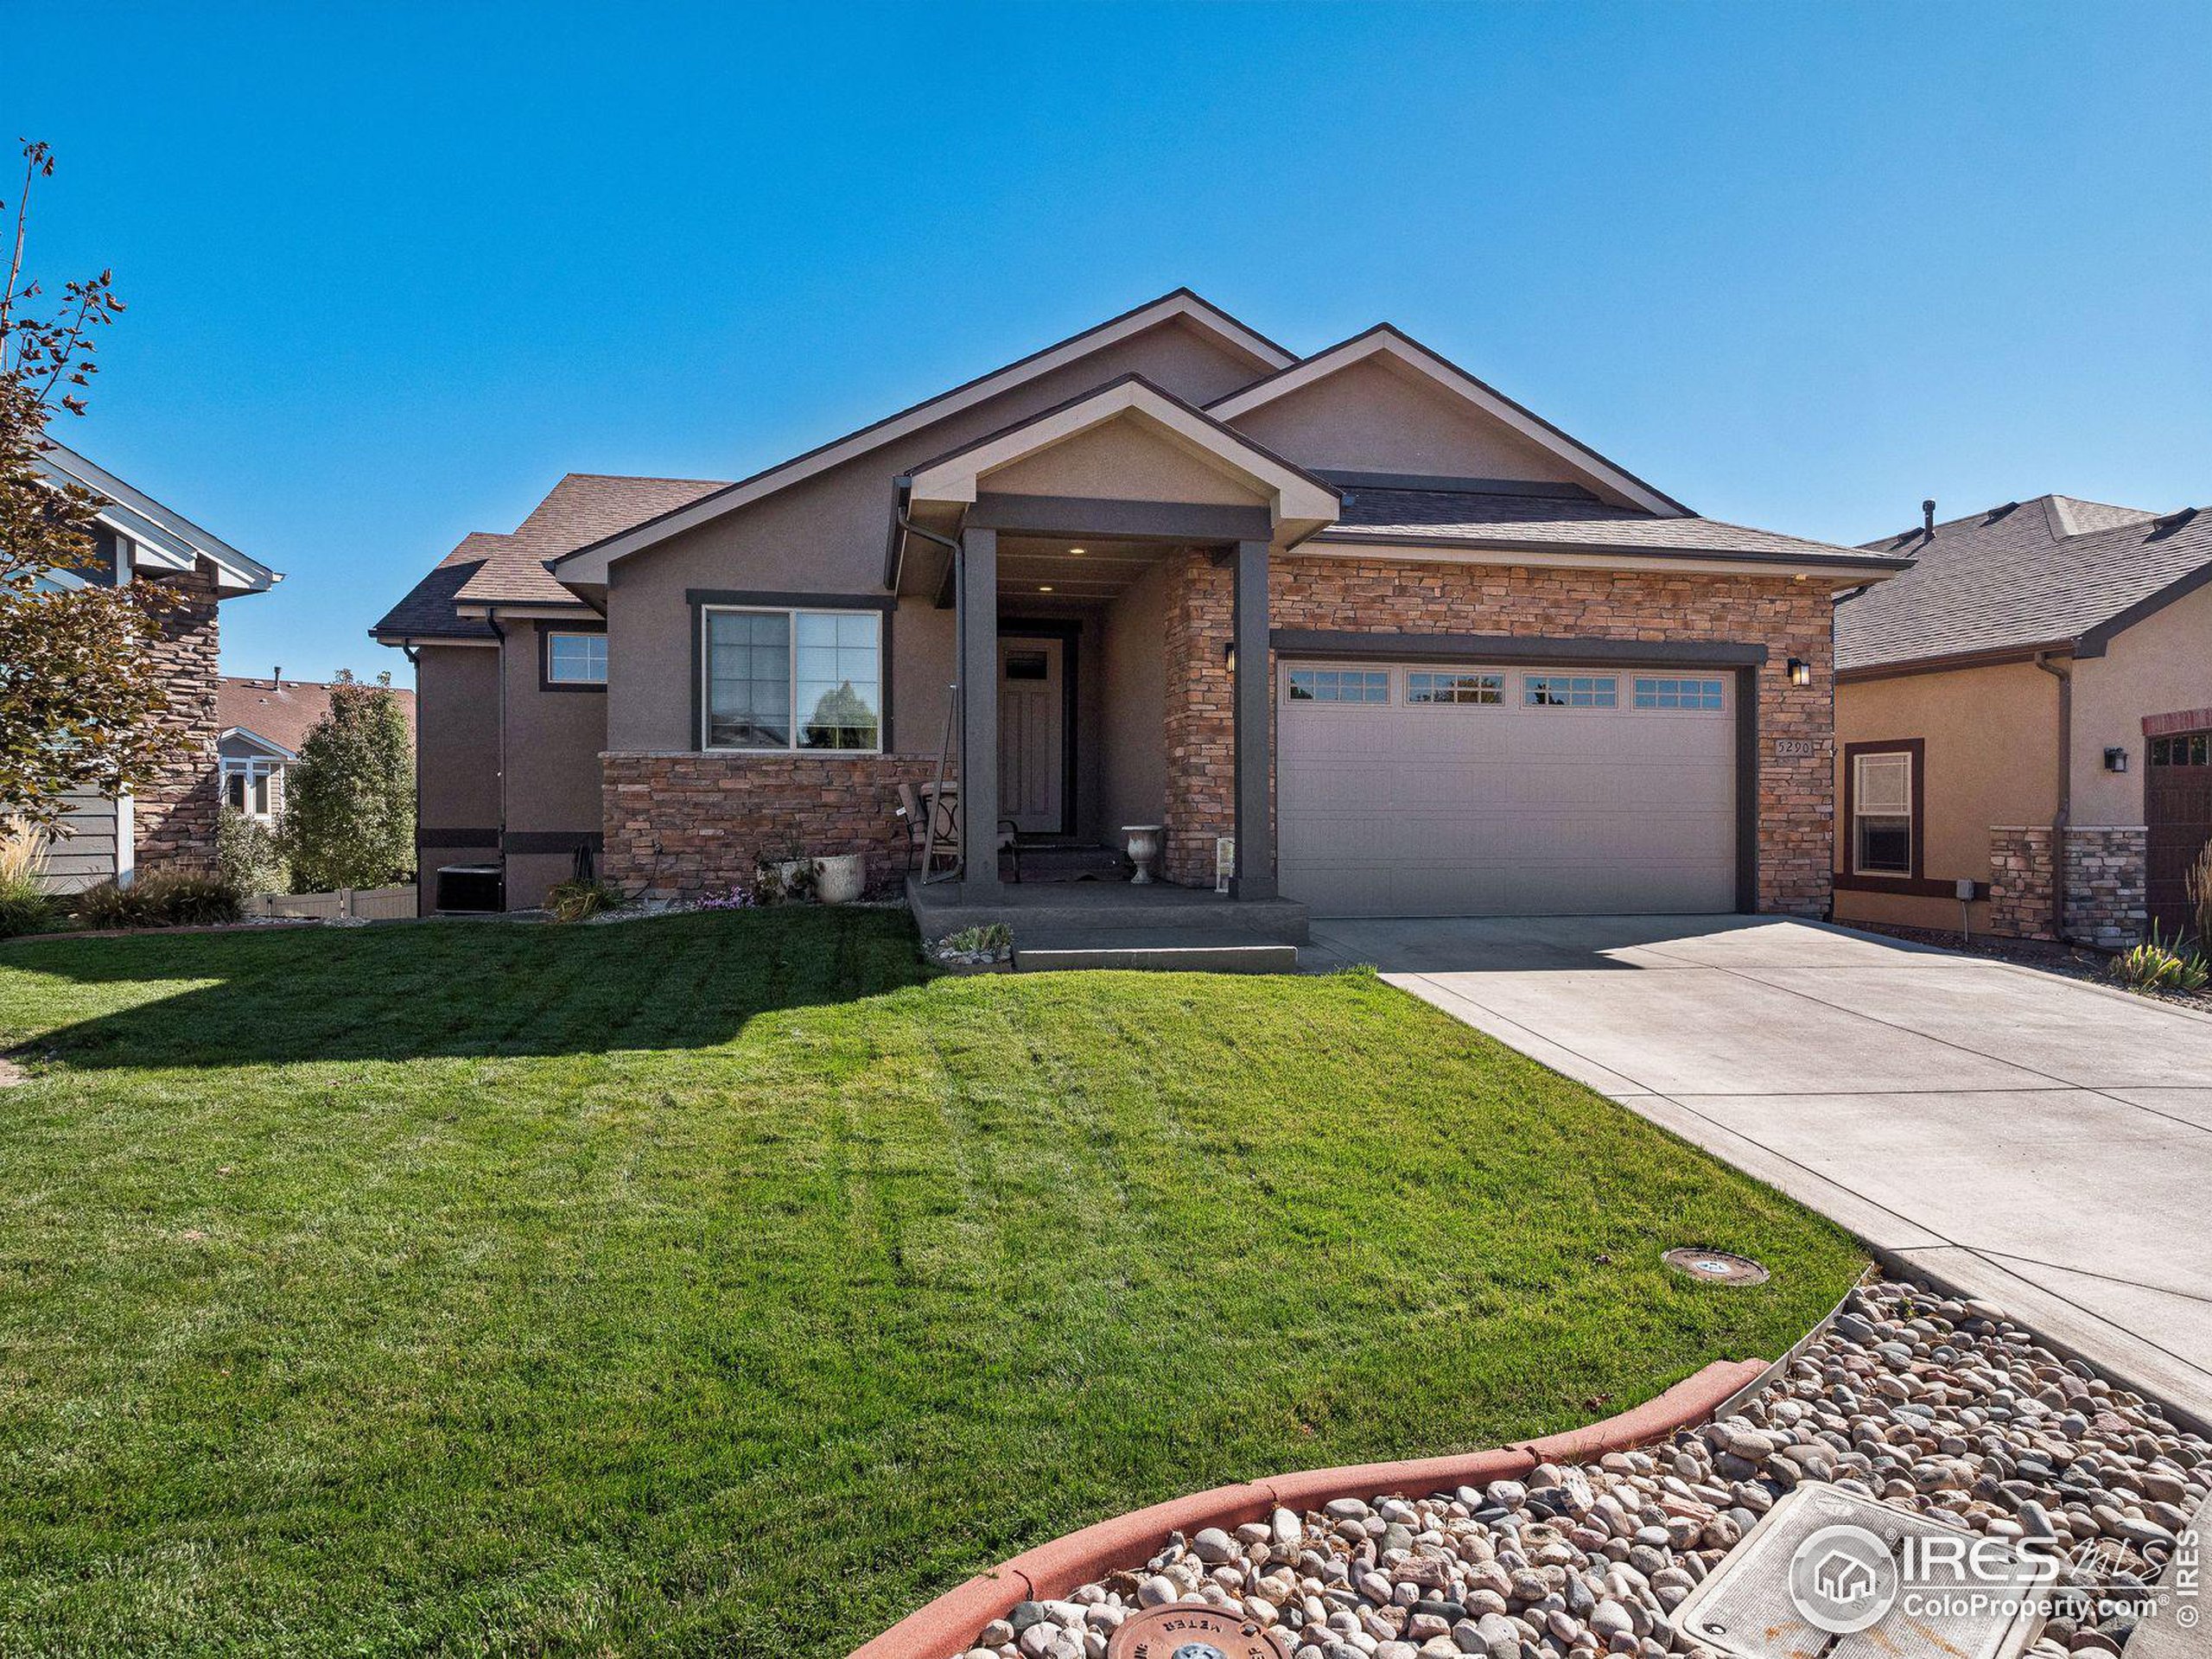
left=545, top=631, right=608, bottom=686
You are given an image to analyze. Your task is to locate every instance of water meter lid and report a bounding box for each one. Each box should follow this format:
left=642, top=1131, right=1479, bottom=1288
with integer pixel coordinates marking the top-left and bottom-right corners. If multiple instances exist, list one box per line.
left=1104, top=1604, right=1293, bottom=1659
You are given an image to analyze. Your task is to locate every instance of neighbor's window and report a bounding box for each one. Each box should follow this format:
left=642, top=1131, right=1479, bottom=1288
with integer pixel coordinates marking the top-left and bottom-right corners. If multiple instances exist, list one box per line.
left=1852, top=750, right=1914, bottom=875
left=1523, top=674, right=1618, bottom=709
left=222, top=757, right=278, bottom=819
left=1408, top=671, right=1503, bottom=706
left=545, top=631, right=607, bottom=685
left=703, top=607, right=881, bottom=752
left=1633, top=676, right=1726, bottom=711
left=1287, top=669, right=1389, bottom=703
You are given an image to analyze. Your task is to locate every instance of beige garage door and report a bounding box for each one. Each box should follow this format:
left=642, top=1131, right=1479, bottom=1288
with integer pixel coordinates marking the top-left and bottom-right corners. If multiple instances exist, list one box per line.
left=1277, top=662, right=1738, bottom=918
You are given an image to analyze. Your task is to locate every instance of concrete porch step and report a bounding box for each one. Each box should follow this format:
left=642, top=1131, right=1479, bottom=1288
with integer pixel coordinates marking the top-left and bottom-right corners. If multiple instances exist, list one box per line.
left=1012, top=931, right=1300, bottom=974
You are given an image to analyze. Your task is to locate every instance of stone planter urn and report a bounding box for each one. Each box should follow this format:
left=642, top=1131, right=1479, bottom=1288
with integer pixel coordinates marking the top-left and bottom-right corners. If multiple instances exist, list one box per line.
left=1121, top=824, right=1164, bottom=886
left=813, top=853, right=866, bottom=906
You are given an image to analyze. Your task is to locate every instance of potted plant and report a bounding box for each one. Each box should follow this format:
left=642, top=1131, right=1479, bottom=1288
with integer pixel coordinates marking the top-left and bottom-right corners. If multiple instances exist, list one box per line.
left=812, top=851, right=866, bottom=906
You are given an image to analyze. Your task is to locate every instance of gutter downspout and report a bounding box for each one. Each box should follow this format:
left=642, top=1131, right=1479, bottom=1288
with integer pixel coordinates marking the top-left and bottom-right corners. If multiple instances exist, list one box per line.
left=487, top=615, right=509, bottom=908
left=2036, top=652, right=2072, bottom=942
left=404, top=644, right=424, bottom=916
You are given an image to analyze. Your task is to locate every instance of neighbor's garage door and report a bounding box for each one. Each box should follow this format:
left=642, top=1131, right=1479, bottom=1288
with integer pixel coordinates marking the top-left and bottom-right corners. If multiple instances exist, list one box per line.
left=1276, top=661, right=1738, bottom=918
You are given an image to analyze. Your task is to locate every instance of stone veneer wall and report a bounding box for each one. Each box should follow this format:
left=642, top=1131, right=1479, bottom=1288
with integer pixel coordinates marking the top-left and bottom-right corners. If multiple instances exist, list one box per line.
left=601, top=752, right=942, bottom=900
left=1159, top=551, right=1838, bottom=914
left=2062, top=825, right=2148, bottom=950
left=1987, top=826, right=2056, bottom=941
left=132, top=569, right=224, bottom=877
left=1986, top=824, right=2147, bottom=948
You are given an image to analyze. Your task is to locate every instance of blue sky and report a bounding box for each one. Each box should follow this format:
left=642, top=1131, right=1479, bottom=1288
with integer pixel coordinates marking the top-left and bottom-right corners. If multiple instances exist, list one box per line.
left=16, top=2, right=2209, bottom=683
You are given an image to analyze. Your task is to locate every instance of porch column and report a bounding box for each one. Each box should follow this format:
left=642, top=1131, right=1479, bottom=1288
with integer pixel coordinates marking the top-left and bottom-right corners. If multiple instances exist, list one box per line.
left=958, top=525, right=1003, bottom=897
left=1231, top=537, right=1276, bottom=900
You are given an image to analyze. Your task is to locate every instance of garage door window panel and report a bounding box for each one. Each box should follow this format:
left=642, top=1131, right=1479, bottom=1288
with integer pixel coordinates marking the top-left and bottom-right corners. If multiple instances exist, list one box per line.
left=1524, top=674, right=1618, bottom=709
left=1408, top=671, right=1503, bottom=706
left=1287, top=669, right=1389, bottom=703
left=1632, top=676, right=1726, bottom=711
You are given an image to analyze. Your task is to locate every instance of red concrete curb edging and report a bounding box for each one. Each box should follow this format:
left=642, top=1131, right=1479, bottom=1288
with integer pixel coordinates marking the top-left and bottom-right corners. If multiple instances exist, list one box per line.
left=849, top=1357, right=1767, bottom=1659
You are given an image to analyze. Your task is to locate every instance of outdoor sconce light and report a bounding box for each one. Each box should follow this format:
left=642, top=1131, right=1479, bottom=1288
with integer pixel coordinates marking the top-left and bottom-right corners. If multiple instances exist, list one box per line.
left=1787, top=658, right=1812, bottom=687
left=2106, top=746, right=2129, bottom=772
left=1223, top=641, right=1236, bottom=673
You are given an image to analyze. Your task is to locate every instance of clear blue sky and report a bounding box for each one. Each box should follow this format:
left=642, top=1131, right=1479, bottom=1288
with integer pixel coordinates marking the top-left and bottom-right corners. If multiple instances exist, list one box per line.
left=16, top=2, right=2209, bottom=684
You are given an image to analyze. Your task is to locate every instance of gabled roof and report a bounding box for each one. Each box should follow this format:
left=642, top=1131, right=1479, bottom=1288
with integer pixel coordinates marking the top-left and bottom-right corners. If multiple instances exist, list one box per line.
left=1206, top=325, right=1690, bottom=518
left=372, top=474, right=725, bottom=642
left=35, top=439, right=278, bottom=595
left=903, top=372, right=1340, bottom=531
left=1324, top=482, right=1910, bottom=572
left=219, top=676, right=417, bottom=755
left=1837, top=494, right=2211, bottom=673
left=550, top=289, right=1296, bottom=584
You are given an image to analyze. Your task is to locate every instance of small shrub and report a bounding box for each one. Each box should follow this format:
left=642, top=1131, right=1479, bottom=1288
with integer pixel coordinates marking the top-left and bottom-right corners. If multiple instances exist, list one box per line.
left=2189, top=841, right=2212, bottom=946
left=934, top=923, right=1012, bottom=962
left=544, top=878, right=626, bottom=924
left=2109, top=929, right=2211, bottom=995
left=217, top=807, right=289, bottom=895
left=753, top=850, right=818, bottom=906
left=0, top=822, right=55, bottom=938
left=74, top=873, right=245, bottom=931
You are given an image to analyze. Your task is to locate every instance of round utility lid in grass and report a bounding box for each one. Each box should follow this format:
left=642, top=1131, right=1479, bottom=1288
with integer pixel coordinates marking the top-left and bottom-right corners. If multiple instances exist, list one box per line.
left=1662, top=1247, right=1770, bottom=1286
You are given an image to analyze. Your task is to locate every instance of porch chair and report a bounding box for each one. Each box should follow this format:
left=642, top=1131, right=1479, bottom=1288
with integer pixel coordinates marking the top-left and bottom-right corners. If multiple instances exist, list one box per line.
left=894, top=783, right=1021, bottom=881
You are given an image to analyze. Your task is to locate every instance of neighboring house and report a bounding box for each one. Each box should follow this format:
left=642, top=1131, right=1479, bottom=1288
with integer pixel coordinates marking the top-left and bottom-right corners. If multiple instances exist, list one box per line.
left=374, top=289, right=1904, bottom=918
left=25, top=442, right=280, bottom=892
left=215, top=674, right=418, bottom=824
left=1834, top=495, right=2212, bottom=946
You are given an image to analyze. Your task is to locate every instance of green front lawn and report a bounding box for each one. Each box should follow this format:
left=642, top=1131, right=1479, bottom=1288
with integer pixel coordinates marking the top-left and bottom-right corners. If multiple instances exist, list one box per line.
left=0, top=911, right=1862, bottom=1656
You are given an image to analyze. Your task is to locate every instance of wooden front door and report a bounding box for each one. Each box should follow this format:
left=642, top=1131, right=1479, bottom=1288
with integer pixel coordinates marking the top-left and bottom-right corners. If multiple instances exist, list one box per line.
left=2148, top=730, right=2212, bottom=939
left=998, top=638, right=1067, bottom=836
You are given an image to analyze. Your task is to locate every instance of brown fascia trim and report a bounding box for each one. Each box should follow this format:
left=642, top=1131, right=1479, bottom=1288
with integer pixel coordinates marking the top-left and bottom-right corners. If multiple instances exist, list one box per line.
left=1836, top=640, right=2076, bottom=683
left=1319, top=471, right=1600, bottom=500
left=1206, top=322, right=1694, bottom=517
left=552, top=289, right=1297, bottom=574
left=1312, top=529, right=1914, bottom=574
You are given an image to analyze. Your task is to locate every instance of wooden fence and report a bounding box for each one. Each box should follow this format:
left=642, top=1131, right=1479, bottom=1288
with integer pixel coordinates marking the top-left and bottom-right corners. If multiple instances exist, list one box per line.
left=242, top=885, right=418, bottom=922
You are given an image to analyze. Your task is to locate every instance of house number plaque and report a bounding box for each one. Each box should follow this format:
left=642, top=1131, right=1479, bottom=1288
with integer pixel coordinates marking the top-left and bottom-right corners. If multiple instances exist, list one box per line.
left=1773, top=739, right=1820, bottom=759
left=1106, top=1605, right=1292, bottom=1659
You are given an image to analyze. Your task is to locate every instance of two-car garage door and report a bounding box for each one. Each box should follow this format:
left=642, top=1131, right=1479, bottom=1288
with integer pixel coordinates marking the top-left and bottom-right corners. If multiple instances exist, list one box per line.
left=1276, top=660, right=1738, bottom=918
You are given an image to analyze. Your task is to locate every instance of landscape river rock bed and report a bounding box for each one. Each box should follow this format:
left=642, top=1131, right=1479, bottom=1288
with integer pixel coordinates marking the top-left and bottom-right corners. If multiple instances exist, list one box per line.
left=941, top=1278, right=2208, bottom=1659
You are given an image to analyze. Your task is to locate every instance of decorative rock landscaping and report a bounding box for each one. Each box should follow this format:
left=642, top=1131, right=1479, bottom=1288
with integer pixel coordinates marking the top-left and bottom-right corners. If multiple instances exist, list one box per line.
left=935, top=1278, right=2208, bottom=1659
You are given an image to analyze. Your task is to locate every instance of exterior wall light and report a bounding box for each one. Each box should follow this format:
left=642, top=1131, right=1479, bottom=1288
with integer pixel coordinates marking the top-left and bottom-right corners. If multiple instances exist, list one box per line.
left=1223, top=641, right=1236, bottom=673
left=1787, top=658, right=1812, bottom=686
left=2105, top=746, right=2129, bottom=772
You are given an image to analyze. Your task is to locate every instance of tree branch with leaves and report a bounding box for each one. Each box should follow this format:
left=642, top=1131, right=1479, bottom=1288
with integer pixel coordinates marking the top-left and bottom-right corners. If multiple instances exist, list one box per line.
left=1, top=138, right=193, bottom=830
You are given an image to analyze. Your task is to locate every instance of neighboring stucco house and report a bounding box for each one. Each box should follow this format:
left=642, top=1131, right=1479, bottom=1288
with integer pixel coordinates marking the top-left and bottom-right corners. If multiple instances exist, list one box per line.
left=374, top=289, right=1904, bottom=920
left=215, top=674, right=417, bottom=825
left=1834, top=495, right=2212, bottom=946
left=26, top=442, right=279, bottom=892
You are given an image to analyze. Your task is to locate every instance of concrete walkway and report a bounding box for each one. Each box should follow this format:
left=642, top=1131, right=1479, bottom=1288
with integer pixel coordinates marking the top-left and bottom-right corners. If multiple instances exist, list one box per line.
left=1303, top=914, right=2212, bottom=1421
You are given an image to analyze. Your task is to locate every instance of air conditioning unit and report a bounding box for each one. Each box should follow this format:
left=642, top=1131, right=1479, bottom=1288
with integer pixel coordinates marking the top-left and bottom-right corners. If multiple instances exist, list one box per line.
left=434, top=863, right=505, bottom=913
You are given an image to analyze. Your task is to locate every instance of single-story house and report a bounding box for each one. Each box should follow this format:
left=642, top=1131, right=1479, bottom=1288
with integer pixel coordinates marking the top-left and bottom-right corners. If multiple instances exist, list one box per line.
left=1834, top=494, right=2212, bottom=946
left=216, top=674, right=418, bottom=823
left=373, top=289, right=1905, bottom=920
left=28, top=442, right=280, bottom=892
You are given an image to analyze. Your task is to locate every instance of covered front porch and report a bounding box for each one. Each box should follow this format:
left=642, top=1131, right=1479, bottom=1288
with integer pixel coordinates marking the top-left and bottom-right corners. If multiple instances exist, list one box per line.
left=887, top=377, right=1339, bottom=957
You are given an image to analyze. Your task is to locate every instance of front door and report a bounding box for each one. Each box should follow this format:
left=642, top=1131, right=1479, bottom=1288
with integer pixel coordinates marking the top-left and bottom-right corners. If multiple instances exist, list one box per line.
left=2148, top=729, right=2212, bottom=939
left=998, top=638, right=1066, bottom=836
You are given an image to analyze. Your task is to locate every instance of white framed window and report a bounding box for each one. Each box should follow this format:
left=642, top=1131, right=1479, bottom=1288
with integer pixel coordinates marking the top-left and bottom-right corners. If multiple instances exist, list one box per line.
left=1287, top=669, right=1389, bottom=703
left=1851, top=748, right=1915, bottom=876
left=1523, top=673, right=1618, bottom=709
left=702, top=607, right=882, bottom=752
left=1632, top=676, right=1726, bottom=711
left=545, top=630, right=607, bottom=685
left=1407, top=671, right=1503, bottom=706
left=221, top=757, right=279, bottom=820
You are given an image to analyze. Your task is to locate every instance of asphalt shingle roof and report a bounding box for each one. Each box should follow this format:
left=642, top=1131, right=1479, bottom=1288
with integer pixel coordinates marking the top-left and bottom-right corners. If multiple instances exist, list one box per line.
left=1323, top=486, right=1904, bottom=568
left=219, top=677, right=416, bottom=753
left=374, top=474, right=727, bottom=640
left=1836, top=495, right=2212, bottom=672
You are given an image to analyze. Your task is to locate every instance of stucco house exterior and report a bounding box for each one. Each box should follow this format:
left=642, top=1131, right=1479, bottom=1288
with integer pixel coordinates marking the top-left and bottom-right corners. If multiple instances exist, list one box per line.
left=215, top=674, right=417, bottom=826
left=374, top=290, right=1904, bottom=923
left=1834, top=495, right=2212, bottom=946
left=27, top=442, right=279, bottom=892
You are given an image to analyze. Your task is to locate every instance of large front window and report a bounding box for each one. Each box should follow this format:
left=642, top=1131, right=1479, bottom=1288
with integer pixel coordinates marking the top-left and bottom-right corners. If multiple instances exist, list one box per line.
left=702, top=607, right=881, bottom=752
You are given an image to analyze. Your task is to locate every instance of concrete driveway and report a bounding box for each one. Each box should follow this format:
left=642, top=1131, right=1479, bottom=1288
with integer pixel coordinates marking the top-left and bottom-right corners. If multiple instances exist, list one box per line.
left=1304, top=914, right=2212, bottom=1420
